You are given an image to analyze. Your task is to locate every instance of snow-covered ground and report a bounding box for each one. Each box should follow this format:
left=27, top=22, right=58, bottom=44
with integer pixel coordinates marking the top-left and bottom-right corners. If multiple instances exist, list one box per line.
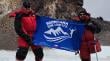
left=0, top=46, right=110, bottom=61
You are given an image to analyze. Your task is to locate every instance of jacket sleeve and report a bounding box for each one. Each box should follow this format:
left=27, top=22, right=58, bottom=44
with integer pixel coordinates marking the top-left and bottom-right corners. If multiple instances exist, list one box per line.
left=92, top=21, right=101, bottom=33
left=14, top=13, right=32, bottom=45
left=86, top=21, right=101, bottom=33
left=9, top=9, right=20, bottom=17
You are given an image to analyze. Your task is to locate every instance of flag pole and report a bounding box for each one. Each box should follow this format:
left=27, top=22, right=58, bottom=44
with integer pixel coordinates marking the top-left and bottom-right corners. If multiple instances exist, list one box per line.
left=94, top=43, right=99, bottom=61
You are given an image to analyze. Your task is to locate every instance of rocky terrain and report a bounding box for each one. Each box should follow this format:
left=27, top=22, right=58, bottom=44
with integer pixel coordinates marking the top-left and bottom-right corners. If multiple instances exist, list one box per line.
left=0, top=0, right=110, bottom=50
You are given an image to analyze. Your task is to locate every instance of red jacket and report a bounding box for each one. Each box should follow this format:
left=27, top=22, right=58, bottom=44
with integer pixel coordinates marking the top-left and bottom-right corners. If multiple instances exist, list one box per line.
left=9, top=8, right=36, bottom=35
left=9, top=8, right=36, bottom=44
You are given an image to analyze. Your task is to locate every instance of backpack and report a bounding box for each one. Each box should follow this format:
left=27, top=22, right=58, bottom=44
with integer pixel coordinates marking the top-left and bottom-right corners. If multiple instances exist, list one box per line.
left=88, top=37, right=101, bottom=54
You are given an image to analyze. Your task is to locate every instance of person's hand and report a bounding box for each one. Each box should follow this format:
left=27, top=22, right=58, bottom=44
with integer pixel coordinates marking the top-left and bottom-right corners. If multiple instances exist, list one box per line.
left=75, top=51, right=79, bottom=55
left=24, top=35, right=33, bottom=46
left=26, top=37, right=33, bottom=45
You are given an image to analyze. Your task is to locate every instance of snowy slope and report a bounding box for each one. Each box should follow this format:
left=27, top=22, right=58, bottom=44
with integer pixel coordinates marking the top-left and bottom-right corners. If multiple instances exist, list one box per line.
left=0, top=46, right=110, bottom=61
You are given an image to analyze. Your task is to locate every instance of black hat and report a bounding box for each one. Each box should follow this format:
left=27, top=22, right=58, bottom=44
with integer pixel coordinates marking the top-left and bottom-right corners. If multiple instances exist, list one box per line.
left=23, top=1, right=30, bottom=8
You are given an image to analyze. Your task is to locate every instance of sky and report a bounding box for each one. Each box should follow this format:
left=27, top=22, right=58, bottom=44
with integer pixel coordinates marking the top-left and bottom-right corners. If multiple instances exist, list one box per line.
left=83, top=0, right=110, bottom=21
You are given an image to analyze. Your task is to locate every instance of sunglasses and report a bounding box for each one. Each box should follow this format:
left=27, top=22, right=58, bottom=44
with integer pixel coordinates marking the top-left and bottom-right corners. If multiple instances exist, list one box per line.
left=79, top=13, right=90, bottom=16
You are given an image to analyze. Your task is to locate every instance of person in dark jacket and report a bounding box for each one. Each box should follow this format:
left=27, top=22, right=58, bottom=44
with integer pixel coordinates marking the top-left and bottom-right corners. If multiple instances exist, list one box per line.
left=78, top=11, right=101, bottom=61
left=9, top=1, right=43, bottom=61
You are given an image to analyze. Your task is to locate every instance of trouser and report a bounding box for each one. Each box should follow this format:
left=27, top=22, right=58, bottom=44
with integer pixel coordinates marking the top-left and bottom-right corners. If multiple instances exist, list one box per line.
left=16, top=37, right=44, bottom=61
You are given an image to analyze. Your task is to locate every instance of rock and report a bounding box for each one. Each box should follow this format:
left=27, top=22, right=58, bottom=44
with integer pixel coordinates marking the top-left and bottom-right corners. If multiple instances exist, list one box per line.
left=29, top=0, right=84, bottom=19
left=0, top=0, right=110, bottom=50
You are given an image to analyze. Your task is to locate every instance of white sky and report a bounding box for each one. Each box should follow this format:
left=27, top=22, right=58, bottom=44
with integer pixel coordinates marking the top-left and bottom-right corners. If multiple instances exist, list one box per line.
left=83, top=0, right=110, bottom=21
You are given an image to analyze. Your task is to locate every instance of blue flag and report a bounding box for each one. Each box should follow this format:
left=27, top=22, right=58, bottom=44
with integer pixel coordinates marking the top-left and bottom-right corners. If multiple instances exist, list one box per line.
left=33, top=16, right=85, bottom=52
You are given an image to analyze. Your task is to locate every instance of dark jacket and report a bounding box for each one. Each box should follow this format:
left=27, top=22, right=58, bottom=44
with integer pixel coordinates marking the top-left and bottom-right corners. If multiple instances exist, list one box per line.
left=85, top=20, right=101, bottom=34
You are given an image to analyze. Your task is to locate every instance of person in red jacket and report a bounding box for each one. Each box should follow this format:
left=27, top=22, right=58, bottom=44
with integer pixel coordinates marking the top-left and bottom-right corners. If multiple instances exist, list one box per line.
left=77, top=11, right=101, bottom=61
left=9, top=1, right=43, bottom=61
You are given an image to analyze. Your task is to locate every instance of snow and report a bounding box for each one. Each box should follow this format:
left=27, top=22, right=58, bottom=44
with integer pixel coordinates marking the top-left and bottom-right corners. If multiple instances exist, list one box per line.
left=0, top=46, right=110, bottom=61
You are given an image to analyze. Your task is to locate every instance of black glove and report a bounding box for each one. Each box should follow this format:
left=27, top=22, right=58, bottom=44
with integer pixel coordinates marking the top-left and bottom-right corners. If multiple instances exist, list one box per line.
left=26, top=38, right=33, bottom=45
left=15, top=13, right=23, bottom=20
left=75, top=51, right=79, bottom=55
left=24, top=35, right=33, bottom=45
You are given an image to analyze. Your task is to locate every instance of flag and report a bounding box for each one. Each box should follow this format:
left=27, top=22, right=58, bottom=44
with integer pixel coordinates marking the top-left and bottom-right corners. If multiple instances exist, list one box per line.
left=33, top=16, right=85, bottom=52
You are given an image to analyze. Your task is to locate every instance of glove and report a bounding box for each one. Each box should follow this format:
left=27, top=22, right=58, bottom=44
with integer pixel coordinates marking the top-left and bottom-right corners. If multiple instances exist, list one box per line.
left=25, top=37, right=33, bottom=45
left=23, top=35, right=33, bottom=45
left=75, top=51, right=79, bottom=55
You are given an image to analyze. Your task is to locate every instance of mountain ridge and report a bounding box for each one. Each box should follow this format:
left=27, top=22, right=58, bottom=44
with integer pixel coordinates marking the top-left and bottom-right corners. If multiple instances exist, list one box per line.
left=45, top=27, right=69, bottom=36
left=0, top=0, right=110, bottom=50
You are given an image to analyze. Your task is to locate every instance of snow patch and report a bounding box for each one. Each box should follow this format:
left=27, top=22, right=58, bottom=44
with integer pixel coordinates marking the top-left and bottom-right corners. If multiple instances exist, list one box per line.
left=0, top=46, right=110, bottom=61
